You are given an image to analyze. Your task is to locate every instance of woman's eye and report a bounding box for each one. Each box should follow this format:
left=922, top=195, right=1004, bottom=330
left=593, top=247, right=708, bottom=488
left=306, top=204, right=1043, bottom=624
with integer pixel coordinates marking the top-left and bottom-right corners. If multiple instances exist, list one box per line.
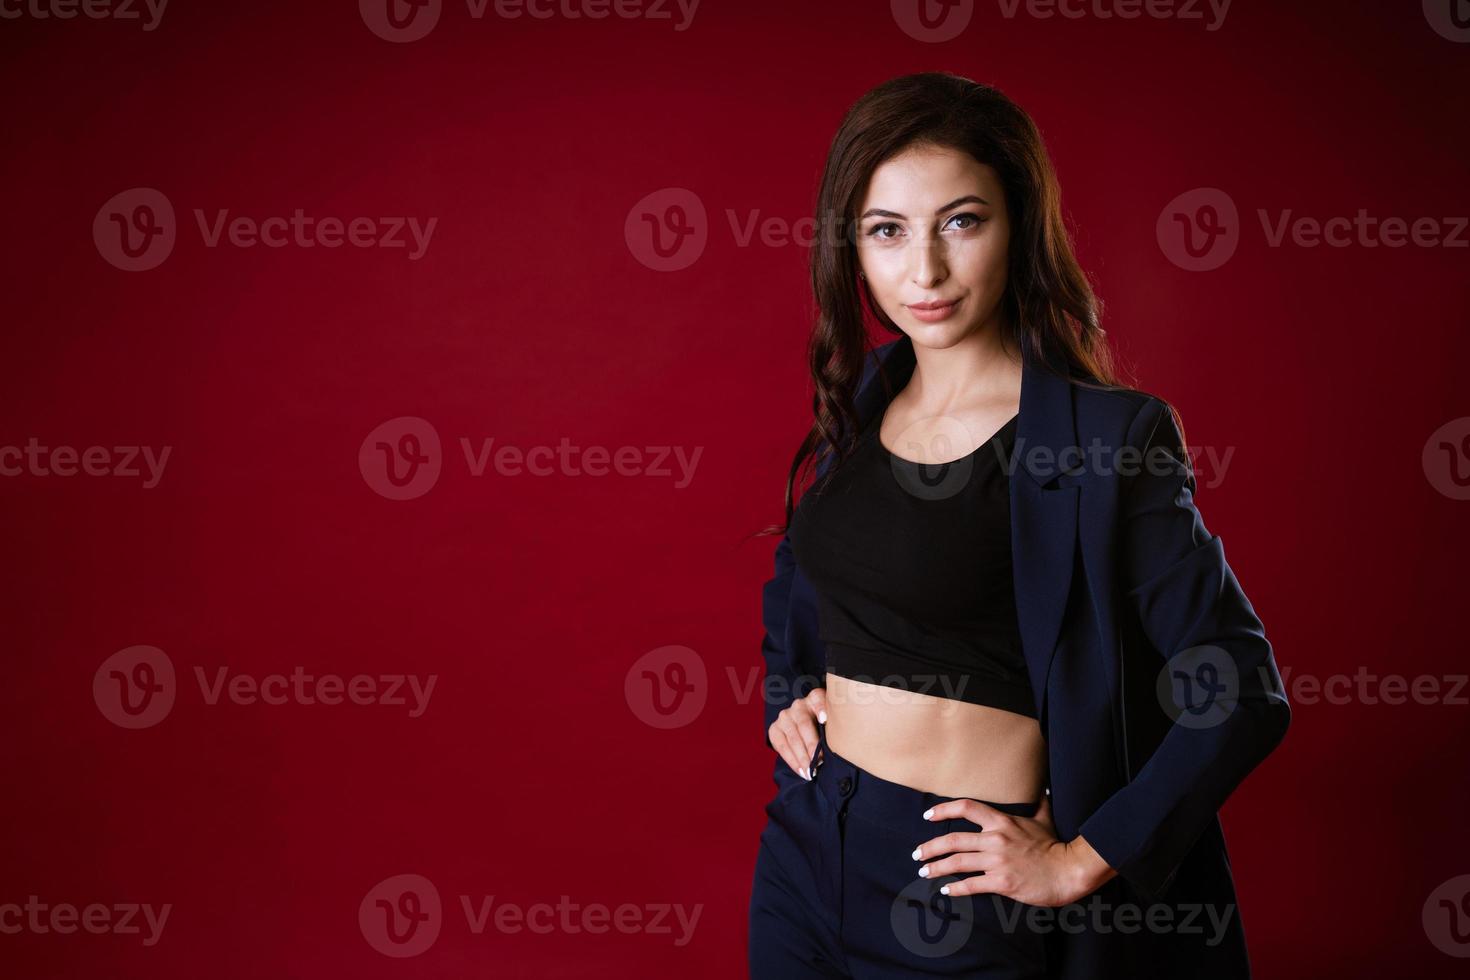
left=864, top=213, right=981, bottom=238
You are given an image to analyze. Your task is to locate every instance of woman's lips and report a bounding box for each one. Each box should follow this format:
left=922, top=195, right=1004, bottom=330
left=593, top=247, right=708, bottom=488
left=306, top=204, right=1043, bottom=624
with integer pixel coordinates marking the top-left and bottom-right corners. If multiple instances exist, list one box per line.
left=906, top=297, right=961, bottom=323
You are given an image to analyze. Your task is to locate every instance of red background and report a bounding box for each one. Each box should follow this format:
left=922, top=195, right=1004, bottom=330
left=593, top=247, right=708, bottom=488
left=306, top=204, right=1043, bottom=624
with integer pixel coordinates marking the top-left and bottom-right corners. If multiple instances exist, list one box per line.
left=2, top=1, right=1467, bottom=976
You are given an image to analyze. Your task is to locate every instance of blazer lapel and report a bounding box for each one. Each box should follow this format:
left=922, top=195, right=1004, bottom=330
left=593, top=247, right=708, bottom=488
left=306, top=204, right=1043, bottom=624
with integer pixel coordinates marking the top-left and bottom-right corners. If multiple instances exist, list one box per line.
left=853, top=333, right=1081, bottom=724
left=1010, top=343, right=1081, bottom=725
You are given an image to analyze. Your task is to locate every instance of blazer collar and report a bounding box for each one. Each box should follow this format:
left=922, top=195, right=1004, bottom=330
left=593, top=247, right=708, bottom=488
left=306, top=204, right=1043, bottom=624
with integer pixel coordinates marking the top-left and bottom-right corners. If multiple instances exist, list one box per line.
left=853, top=331, right=1079, bottom=486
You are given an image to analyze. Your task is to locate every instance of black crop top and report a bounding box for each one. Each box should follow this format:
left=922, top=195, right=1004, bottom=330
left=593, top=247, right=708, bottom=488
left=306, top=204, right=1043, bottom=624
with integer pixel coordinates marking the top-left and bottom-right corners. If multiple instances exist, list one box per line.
left=787, top=405, right=1036, bottom=718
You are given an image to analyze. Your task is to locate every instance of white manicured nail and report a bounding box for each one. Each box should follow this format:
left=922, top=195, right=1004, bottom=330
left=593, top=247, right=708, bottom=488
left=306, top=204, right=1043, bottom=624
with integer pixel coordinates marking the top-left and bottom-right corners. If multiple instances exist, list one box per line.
left=940, top=885, right=950, bottom=895
left=911, top=847, right=922, bottom=860
left=918, top=866, right=929, bottom=878
left=818, top=710, right=827, bottom=724
left=922, top=808, right=934, bottom=820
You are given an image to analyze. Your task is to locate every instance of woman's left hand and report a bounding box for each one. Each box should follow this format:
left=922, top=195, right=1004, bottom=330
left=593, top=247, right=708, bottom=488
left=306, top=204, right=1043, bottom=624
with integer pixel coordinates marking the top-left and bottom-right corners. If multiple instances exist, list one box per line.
left=911, top=795, right=1116, bottom=907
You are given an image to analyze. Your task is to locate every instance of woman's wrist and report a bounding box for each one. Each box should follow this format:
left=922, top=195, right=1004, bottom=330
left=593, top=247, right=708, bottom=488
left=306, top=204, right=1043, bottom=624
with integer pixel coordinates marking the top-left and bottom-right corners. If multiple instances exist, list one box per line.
left=1061, top=834, right=1118, bottom=900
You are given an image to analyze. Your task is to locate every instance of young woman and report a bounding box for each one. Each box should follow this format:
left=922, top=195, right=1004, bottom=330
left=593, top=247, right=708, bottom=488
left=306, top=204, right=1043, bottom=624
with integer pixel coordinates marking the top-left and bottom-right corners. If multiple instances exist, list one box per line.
left=747, top=73, right=1291, bottom=979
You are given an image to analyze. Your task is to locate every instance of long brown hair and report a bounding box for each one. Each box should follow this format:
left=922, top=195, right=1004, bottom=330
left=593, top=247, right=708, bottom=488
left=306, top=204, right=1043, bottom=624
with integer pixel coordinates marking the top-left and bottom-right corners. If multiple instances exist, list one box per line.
left=759, top=72, right=1174, bottom=539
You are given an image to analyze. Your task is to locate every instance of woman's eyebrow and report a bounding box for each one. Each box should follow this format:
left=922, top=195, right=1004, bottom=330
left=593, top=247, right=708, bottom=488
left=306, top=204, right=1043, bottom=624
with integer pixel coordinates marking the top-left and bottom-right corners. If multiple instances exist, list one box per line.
left=859, top=194, right=991, bottom=220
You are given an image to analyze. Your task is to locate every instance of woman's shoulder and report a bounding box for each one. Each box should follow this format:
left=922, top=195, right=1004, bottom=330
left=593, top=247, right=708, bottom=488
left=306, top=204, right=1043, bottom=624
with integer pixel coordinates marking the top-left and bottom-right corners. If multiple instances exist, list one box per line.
left=1070, top=376, right=1162, bottom=420
left=1069, top=378, right=1181, bottom=453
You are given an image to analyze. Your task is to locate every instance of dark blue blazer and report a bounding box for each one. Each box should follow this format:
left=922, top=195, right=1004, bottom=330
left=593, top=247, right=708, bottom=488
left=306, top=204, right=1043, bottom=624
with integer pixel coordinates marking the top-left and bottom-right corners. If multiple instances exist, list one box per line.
left=759, top=332, right=1292, bottom=978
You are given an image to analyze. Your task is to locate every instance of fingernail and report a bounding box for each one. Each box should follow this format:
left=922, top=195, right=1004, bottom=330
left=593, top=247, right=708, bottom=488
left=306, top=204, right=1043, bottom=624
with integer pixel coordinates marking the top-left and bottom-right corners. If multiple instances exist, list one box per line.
left=818, top=710, right=827, bottom=724
left=800, top=768, right=808, bottom=780
left=922, top=808, right=934, bottom=820
left=917, top=866, right=929, bottom=878
left=940, top=885, right=950, bottom=896
left=911, top=847, right=922, bottom=860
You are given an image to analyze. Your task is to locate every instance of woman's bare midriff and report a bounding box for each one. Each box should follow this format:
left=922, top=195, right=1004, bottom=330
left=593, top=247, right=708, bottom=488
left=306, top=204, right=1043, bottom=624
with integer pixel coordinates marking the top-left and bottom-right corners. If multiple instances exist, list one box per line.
left=823, top=672, right=1047, bottom=804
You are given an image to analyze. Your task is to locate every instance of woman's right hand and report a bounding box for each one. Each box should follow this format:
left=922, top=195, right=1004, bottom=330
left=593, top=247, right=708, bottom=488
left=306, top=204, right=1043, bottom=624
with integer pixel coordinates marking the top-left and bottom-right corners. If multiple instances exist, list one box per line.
left=767, top=688, right=829, bottom=780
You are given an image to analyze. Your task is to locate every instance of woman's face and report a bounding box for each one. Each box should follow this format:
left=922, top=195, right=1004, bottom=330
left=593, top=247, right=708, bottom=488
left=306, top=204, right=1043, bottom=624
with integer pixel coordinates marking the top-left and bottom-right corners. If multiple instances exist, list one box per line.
left=854, top=144, right=1011, bottom=348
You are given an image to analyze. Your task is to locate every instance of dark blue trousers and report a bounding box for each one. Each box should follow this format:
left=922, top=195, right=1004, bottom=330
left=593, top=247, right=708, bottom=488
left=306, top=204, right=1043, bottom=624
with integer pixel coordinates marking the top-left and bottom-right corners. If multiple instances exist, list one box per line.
left=748, top=723, right=1050, bottom=978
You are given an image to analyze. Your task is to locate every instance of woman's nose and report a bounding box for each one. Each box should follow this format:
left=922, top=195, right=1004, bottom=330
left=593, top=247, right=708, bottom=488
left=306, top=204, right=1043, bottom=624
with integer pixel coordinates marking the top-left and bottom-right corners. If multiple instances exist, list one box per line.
left=910, top=240, right=948, bottom=289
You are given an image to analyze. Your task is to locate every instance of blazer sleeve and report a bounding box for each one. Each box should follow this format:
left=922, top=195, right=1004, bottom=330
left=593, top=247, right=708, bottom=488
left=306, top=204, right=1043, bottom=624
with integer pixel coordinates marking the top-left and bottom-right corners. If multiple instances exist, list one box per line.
left=1076, top=395, right=1292, bottom=901
left=760, top=531, right=801, bottom=750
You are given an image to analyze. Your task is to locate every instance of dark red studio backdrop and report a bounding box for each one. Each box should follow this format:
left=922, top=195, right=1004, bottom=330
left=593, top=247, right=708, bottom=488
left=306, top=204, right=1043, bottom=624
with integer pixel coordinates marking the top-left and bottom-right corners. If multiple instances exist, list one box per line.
left=1, top=2, right=1466, bottom=977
